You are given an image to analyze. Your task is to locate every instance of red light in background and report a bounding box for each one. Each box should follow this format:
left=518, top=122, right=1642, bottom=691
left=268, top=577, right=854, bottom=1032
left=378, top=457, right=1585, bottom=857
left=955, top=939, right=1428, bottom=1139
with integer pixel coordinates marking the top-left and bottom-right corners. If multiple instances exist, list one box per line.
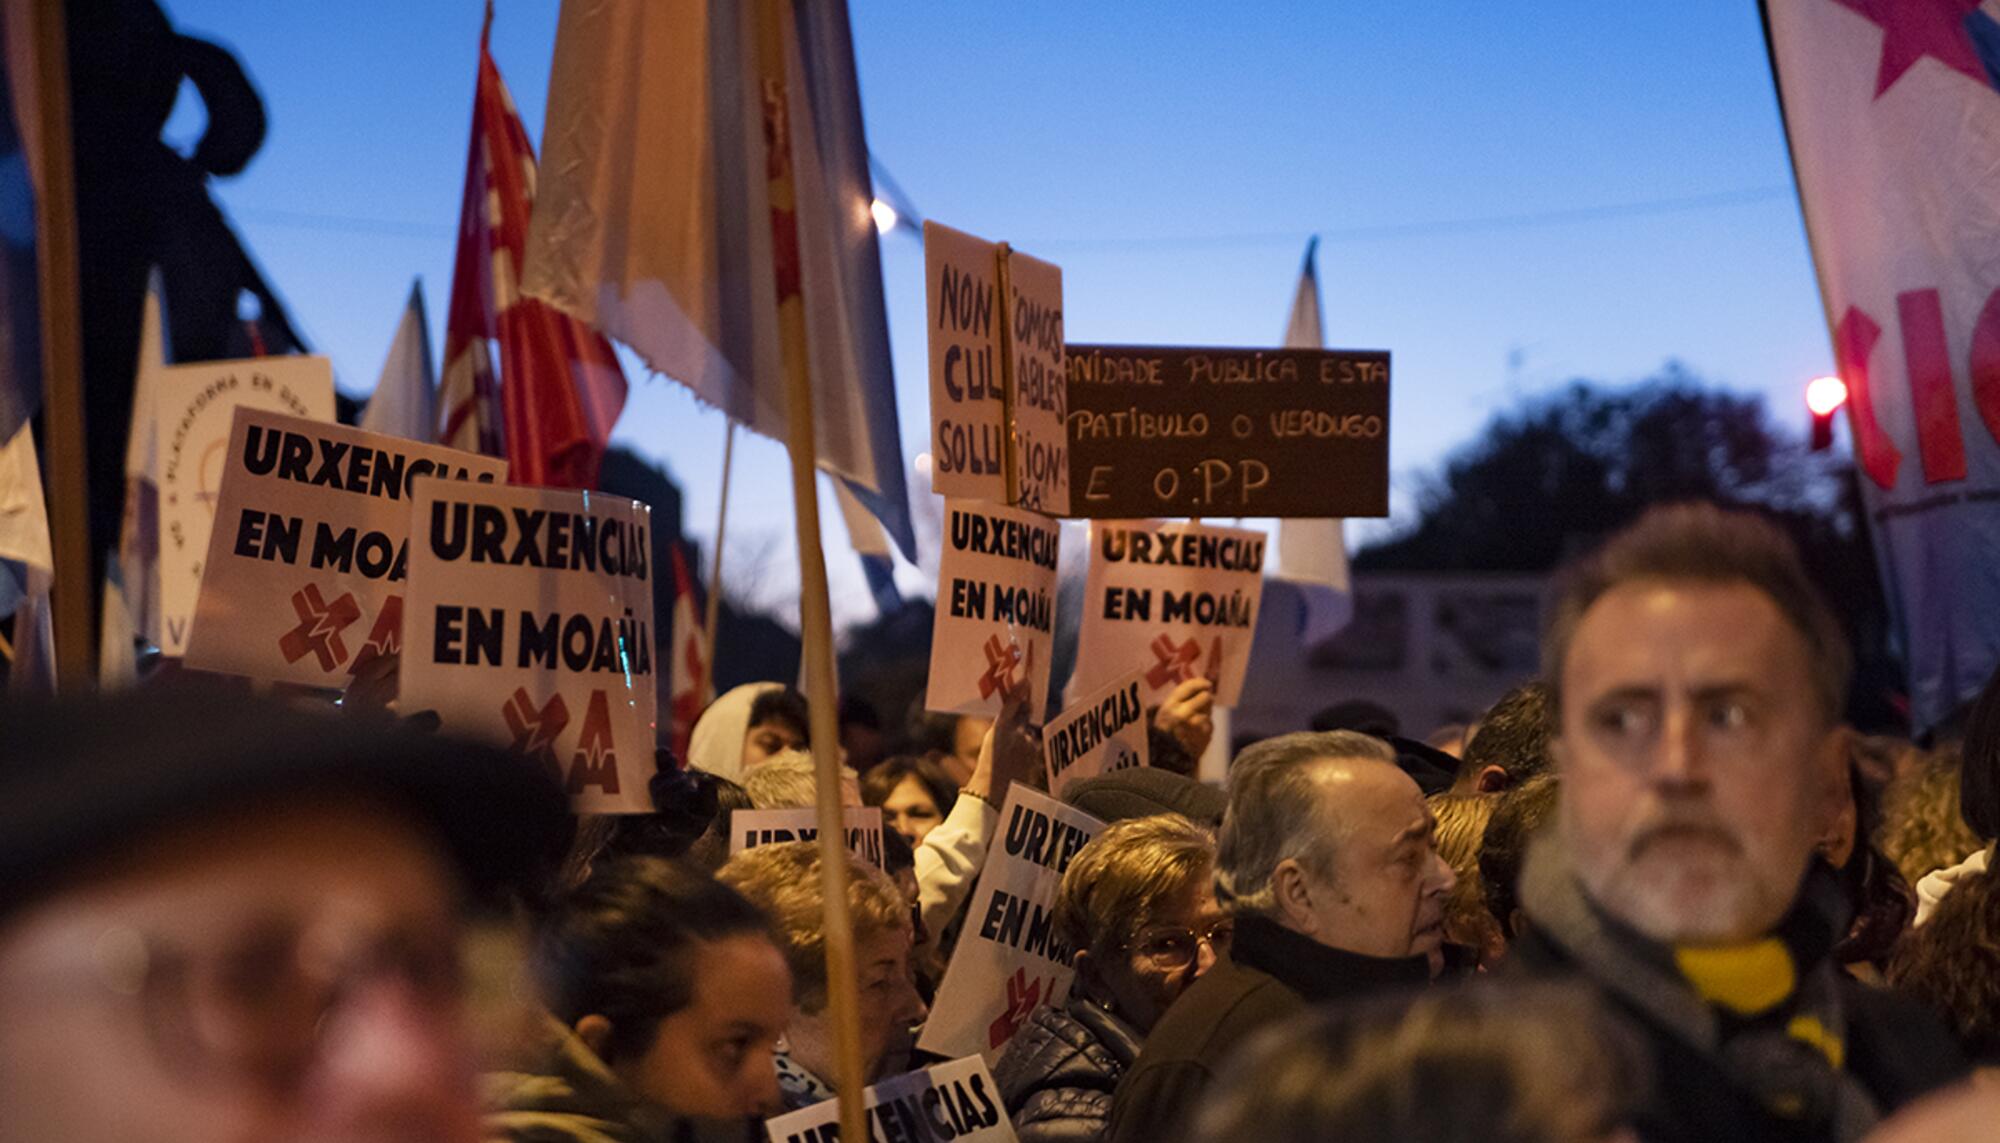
left=1806, top=375, right=1848, bottom=417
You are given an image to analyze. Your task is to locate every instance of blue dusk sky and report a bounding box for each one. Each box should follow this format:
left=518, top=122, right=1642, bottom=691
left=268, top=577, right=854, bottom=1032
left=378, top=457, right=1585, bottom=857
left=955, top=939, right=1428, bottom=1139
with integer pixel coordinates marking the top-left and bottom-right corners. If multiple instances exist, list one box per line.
left=155, top=1, right=1833, bottom=628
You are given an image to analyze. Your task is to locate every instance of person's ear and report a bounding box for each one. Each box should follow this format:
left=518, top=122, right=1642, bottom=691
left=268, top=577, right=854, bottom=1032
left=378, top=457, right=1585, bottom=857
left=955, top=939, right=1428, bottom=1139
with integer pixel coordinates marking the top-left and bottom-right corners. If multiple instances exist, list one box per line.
left=1473, top=765, right=1510, bottom=794
left=1072, top=947, right=1098, bottom=988
left=574, top=1014, right=615, bottom=1059
left=1272, top=857, right=1318, bottom=936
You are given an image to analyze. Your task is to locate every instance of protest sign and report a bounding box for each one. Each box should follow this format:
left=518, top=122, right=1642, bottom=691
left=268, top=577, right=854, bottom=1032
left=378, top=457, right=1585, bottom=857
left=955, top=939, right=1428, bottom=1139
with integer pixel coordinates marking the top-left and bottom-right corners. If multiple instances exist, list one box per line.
left=183, top=410, right=506, bottom=686
left=927, top=222, right=1006, bottom=503
left=925, top=499, right=1061, bottom=719
left=916, top=785, right=1103, bottom=1066
left=1064, top=343, right=1390, bottom=519
left=399, top=478, right=657, bottom=813
left=1071, top=519, right=1267, bottom=707
left=925, top=221, right=1068, bottom=513
left=729, top=806, right=886, bottom=869
left=1001, top=249, right=1068, bottom=515
left=1043, top=667, right=1150, bottom=797
left=156, top=357, right=335, bottom=655
left=764, top=1054, right=1016, bottom=1143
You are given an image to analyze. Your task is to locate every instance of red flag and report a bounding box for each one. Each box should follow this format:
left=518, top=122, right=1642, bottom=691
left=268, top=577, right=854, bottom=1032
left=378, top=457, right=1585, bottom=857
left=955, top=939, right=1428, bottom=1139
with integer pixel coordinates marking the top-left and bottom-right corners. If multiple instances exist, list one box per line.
left=667, top=544, right=709, bottom=760
left=441, top=17, right=626, bottom=486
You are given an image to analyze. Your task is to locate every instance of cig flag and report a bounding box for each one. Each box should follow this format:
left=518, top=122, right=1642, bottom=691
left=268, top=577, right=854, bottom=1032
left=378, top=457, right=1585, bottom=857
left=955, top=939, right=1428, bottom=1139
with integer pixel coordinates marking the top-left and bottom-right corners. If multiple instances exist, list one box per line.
left=1766, top=1, right=2000, bottom=728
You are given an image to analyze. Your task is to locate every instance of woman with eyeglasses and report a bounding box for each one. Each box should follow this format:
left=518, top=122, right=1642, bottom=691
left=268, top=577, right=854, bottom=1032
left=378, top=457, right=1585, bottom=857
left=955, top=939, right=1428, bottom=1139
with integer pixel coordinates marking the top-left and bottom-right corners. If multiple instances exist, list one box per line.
left=992, top=814, right=1223, bottom=1143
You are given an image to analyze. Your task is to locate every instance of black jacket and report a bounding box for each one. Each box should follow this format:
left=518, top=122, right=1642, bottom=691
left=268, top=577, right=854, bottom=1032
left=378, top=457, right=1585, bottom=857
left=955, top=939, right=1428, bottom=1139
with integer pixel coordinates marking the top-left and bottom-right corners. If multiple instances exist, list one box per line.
left=1103, top=914, right=1430, bottom=1143
left=992, top=993, right=1143, bottom=1143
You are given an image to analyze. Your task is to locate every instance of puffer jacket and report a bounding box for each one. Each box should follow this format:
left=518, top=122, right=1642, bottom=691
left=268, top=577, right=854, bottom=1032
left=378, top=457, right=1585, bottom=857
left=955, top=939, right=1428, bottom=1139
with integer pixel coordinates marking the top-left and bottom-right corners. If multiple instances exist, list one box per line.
left=991, top=994, right=1143, bottom=1143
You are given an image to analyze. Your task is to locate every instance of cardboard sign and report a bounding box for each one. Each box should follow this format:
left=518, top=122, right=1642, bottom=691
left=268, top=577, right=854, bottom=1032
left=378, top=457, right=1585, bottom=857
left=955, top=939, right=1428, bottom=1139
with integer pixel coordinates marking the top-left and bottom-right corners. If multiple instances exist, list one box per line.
left=1043, top=668, right=1150, bottom=796
left=183, top=410, right=507, bottom=686
left=764, top=1054, right=1017, bottom=1143
left=156, top=357, right=336, bottom=655
left=1002, top=249, right=1068, bottom=515
left=916, top=785, right=1103, bottom=1066
left=399, top=479, right=657, bottom=813
left=927, top=221, right=1006, bottom=503
left=1071, top=519, right=1267, bottom=707
left=925, top=499, right=1061, bottom=719
left=1064, top=343, right=1390, bottom=519
left=925, top=220, right=1068, bottom=513
left=728, top=806, right=886, bottom=869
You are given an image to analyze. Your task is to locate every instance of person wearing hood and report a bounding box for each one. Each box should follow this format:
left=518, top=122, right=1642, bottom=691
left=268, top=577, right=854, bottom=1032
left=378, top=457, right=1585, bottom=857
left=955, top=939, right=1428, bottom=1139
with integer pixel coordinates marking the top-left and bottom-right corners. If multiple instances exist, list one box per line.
left=686, top=684, right=809, bottom=785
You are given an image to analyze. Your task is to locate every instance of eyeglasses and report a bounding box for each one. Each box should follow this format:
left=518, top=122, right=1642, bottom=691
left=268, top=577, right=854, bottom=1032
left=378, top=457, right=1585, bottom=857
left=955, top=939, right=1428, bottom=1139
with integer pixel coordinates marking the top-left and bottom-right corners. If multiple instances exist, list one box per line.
left=1128, top=918, right=1234, bottom=970
left=85, top=915, right=463, bottom=1091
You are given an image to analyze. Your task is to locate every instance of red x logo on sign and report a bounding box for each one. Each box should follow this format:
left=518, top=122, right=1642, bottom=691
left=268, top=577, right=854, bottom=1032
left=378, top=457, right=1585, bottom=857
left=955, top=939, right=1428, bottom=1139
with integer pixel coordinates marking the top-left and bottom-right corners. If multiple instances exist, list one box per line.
left=1146, top=633, right=1202, bottom=690
left=502, top=688, right=570, bottom=770
left=977, top=634, right=1024, bottom=700
left=987, top=967, right=1048, bottom=1050
left=277, top=584, right=362, bottom=672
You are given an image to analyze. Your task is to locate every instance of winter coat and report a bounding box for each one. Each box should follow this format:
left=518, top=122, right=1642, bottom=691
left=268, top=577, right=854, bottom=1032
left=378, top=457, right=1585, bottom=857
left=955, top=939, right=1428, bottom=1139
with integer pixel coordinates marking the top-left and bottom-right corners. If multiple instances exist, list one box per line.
left=992, top=994, right=1144, bottom=1143
left=1103, top=914, right=1431, bottom=1143
left=483, top=1017, right=754, bottom=1143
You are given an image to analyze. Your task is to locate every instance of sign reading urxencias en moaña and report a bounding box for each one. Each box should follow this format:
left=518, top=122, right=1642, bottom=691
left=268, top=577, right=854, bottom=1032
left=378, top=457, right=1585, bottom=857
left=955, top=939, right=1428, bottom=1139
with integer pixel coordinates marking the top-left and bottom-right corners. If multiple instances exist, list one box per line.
left=185, top=409, right=507, bottom=686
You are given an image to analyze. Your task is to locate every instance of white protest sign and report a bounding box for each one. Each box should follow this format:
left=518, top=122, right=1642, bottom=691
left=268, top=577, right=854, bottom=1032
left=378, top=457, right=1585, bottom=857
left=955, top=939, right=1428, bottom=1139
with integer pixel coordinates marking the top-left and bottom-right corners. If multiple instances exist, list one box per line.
left=184, top=409, right=507, bottom=686
left=1043, top=668, right=1150, bottom=797
left=764, top=1054, right=1016, bottom=1143
left=399, top=479, right=657, bottom=813
left=728, top=806, right=886, bottom=869
left=925, top=499, right=1060, bottom=719
left=1003, top=249, right=1068, bottom=515
left=927, top=221, right=1006, bottom=503
left=1072, top=519, right=1267, bottom=707
left=925, top=220, right=1067, bottom=513
left=916, top=785, right=1103, bottom=1066
left=156, top=357, right=335, bottom=655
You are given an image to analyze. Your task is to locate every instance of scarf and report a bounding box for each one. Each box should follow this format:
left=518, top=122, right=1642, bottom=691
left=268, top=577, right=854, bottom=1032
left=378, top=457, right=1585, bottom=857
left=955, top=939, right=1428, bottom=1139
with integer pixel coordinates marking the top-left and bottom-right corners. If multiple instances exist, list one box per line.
left=1520, top=833, right=1881, bottom=1142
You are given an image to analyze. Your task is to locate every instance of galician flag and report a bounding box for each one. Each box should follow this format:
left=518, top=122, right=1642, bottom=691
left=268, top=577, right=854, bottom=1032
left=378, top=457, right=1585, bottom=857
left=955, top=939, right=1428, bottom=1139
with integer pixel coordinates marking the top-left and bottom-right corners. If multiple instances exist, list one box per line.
left=1274, top=238, right=1354, bottom=647
left=522, top=0, right=916, bottom=558
left=1766, top=0, right=2000, bottom=728
left=359, top=279, right=437, bottom=443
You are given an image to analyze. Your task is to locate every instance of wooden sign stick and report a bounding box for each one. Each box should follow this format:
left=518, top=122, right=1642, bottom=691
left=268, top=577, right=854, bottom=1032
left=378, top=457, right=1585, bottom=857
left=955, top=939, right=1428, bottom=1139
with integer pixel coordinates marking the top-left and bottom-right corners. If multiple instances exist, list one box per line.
left=753, top=4, right=867, bottom=1140
left=994, top=243, right=1020, bottom=505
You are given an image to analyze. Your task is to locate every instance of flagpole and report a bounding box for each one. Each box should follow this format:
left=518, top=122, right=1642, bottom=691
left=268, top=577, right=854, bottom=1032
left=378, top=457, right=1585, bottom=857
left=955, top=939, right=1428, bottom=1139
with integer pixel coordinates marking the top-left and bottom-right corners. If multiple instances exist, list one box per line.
left=703, top=417, right=735, bottom=703
left=753, top=4, right=867, bottom=1139
left=30, top=0, right=94, bottom=689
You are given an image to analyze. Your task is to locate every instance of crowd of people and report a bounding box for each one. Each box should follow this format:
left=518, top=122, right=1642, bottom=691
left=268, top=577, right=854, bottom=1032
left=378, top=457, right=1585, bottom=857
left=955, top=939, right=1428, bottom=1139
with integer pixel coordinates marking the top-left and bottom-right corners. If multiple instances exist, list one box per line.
left=5, top=502, right=2000, bottom=1142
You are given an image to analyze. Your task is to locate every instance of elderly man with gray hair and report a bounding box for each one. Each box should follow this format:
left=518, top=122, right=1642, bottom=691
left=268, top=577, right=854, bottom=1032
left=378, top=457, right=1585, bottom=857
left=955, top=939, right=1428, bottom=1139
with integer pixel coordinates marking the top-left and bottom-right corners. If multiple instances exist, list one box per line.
left=1103, top=730, right=1455, bottom=1143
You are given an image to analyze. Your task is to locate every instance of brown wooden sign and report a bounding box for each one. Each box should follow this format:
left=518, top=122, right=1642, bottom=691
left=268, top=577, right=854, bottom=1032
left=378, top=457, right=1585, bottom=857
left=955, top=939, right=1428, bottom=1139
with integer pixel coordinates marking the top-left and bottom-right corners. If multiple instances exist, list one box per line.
left=1064, top=344, right=1391, bottom=519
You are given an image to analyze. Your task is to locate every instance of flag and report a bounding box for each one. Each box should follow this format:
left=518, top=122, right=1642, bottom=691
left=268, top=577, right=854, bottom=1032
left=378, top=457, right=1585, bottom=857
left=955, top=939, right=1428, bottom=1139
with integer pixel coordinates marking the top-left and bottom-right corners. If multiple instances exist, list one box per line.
left=1273, top=238, right=1354, bottom=646
left=358, top=279, right=436, bottom=443
left=442, top=16, right=629, bottom=487
left=522, top=0, right=916, bottom=559
left=0, top=4, right=49, bottom=691
left=98, top=278, right=167, bottom=686
left=835, top=477, right=902, bottom=616
left=668, top=542, right=710, bottom=759
left=1766, top=1, right=2000, bottom=729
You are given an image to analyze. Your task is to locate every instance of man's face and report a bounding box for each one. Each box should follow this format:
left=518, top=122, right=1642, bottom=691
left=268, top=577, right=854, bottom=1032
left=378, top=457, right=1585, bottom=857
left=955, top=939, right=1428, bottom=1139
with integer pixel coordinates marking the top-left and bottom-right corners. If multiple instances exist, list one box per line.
left=1555, top=580, right=1843, bottom=944
left=1292, top=760, right=1456, bottom=959
left=741, top=718, right=805, bottom=772
left=0, top=796, right=477, bottom=1143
